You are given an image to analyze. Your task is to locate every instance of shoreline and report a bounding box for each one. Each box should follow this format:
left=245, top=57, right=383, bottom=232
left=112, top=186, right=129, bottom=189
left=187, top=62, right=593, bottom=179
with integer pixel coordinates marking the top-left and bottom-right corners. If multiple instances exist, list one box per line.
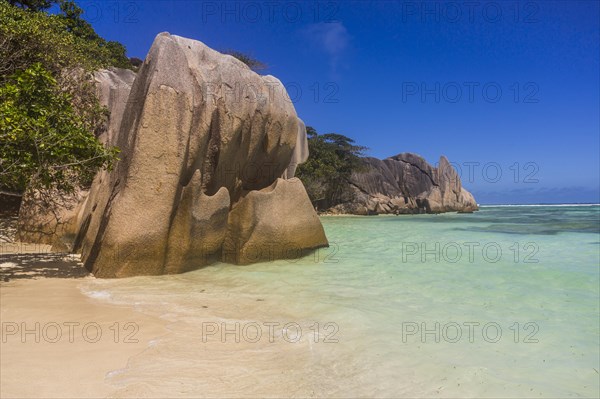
left=317, top=203, right=600, bottom=216
left=1, top=207, right=599, bottom=397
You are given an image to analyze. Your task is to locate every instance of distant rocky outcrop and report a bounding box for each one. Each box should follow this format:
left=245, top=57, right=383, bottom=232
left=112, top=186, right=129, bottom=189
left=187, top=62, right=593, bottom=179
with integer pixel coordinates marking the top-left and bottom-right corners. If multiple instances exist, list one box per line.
left=326, top=153, right=478, bottom=215
left=17, top=33, right=328, bottom=277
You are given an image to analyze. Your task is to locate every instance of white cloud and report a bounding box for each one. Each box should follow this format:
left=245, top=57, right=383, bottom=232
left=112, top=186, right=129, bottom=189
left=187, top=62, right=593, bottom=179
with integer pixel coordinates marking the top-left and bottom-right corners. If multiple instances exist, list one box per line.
left=303, top=22, right=350, bottom=77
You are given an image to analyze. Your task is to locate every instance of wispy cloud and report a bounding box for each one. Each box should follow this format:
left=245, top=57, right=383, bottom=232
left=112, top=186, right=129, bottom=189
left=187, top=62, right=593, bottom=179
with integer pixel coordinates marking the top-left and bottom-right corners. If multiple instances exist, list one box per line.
left=303, top=22, right=350, bottom=78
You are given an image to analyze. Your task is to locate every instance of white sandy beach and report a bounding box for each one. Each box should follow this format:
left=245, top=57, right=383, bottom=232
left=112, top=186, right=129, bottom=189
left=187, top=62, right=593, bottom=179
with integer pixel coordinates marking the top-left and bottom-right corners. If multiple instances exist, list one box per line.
left=0, top=243, right=356, bottom=398
left=0, top=276, right=168, bottom=399
left=2, top=205, right=599, bottom=399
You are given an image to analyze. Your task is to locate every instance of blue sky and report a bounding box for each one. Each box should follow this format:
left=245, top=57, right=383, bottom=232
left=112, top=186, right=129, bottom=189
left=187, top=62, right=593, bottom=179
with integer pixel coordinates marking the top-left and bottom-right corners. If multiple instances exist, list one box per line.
left=70, top=0, right=599, bottom=204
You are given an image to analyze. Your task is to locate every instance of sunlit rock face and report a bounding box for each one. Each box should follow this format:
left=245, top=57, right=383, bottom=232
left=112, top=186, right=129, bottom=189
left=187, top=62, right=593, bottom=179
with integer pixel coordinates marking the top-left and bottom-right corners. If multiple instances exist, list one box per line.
left=327, top=153, right=478, bottom=215
left=18, top=33, right=328, bottom=277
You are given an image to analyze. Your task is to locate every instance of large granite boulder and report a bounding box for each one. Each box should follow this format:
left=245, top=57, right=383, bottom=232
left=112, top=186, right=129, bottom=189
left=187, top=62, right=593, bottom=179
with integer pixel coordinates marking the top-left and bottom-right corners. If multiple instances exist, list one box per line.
left=93, top=68, right=137, bottom=146
left=420, top=155, right=477, bottom=213
left=223, top=178, right=327, bottom=264
left=17, top=33, right=328, bottom=277
left=386, top=152, right=438, bottom=198
left=283, top=118, right=309, bottom=178
left=326, top=153, right=478, bottom=215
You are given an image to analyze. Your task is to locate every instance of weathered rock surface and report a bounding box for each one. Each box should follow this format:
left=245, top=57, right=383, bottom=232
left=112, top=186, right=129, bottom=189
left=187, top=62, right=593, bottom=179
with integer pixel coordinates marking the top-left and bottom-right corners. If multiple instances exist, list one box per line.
left=326, top=153, right=478, bottom=215
left=223, top=178, right=327, bottom=264
left=17, top=33, right=328, bottom=277
left=283, top=118, right=309, bottom=179
left=94, top=68, right=137, bottom=146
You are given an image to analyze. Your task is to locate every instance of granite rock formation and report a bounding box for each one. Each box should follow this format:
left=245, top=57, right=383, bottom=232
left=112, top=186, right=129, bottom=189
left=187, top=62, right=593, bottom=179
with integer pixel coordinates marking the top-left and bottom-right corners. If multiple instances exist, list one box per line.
left=17, top=33, right=328, bottom=277
left=326, top=153, right=478, bottom=215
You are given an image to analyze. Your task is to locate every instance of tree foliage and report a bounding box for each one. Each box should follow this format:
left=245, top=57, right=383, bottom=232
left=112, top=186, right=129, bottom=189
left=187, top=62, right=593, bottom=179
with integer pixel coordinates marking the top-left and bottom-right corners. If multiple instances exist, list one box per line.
left=7, top=0, right=55, bottom=11
left=0, top=63, right=118, bottom=193
left=0, top=0, right=131, bottom=80
left=58, top=0, right=131, bottom=69
left=0, top=0, right=127, bottom=194
left=296, top=127, right=367, bottom=208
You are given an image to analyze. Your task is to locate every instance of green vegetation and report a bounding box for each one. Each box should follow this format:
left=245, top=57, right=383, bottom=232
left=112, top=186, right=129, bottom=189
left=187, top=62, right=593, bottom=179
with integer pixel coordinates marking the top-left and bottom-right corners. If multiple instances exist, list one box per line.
left=7, top=0, right=53, bottom=11
left=296, top=127, right=367, bottom=208
left=0, top=0, right=129, bottom=194
left=0, top=0, right=131, bottom=78
left=58, top=0, right=131, bottom=69
left=0, top=63, right=118, bottom=192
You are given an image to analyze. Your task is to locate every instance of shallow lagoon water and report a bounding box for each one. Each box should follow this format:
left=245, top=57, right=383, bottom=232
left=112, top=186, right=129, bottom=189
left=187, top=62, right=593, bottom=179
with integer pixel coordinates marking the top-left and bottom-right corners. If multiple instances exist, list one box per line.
left=82, top=206, right=600, bottom=397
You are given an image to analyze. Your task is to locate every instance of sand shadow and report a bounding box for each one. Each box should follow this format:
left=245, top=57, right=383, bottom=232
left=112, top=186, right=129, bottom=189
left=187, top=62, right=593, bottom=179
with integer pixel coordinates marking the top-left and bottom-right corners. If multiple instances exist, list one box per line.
left=0, top=252, right=90, bottom=282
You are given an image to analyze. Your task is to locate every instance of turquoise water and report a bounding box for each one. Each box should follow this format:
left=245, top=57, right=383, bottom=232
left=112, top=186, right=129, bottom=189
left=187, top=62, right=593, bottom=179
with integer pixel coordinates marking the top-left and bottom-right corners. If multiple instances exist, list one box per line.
left=82, top=205, right=600, bottom=398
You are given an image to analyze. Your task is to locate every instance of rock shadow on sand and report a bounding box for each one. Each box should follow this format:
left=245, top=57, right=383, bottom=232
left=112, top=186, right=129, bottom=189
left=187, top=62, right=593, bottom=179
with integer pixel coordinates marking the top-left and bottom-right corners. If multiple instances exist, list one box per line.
left=0, top=252, right=89, bottom=282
